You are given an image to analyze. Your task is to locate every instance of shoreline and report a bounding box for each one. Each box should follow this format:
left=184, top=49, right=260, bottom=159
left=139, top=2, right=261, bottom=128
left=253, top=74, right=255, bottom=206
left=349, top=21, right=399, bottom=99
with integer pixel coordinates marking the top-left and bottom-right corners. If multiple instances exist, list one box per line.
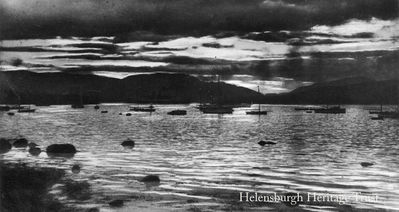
left=1, top=71, right=398, bottom=106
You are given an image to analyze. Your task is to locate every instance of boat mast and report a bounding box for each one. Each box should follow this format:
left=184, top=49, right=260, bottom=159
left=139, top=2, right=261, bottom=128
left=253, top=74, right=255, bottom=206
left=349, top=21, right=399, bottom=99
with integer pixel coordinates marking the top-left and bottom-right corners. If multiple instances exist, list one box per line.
left=258, top=86, right=261, bottom=113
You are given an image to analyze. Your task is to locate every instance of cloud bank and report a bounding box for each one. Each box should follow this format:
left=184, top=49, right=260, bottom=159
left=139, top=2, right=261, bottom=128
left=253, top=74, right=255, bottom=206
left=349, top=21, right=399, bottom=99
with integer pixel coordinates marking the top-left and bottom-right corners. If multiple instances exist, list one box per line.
left=0, top=0, right=398, bottom=38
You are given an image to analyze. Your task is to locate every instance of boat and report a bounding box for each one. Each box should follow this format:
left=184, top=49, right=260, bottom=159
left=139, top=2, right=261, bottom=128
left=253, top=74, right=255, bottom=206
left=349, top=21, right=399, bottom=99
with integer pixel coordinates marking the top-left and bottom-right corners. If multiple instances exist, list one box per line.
left=71, top=87, right=84, bottom=109
left=94, top=105, right=100, bottom=110
left=17, top=105, right=36, bottom=113
left=380, top=72, right=399, bottom=119
left=369, top=104, right=390, bottom=115
left=18, top=108, right=36, bottom=113
left=371, top=115, right=384, bottom=120
left=246, top=86, right=268, bottom=115
left=201, top=105, right=233, bottom=114
left=200, top=75, right=234, bottom=114
left=130, top=105, right=156, bottom=112
left=246, top=110, right=267, bottom=115
left=167, top=110, right=187, bottom=115
left=71, top=104, right=84, bottom=109
left=294, top=106, right=321, bottom=111
left=9, top=105, right=25, bottom=110
left=0, top=106, right=10, bottom=111
left=381, top=111, right=399, bottom=119
left=314, top=106, right=346, bottom=114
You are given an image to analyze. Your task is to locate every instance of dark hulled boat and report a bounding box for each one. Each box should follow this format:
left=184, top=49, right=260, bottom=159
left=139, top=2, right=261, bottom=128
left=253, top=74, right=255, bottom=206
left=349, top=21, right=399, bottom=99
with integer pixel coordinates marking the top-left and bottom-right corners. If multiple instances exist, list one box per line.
left=246, top=86, right=268, bottom=115
left=130, top=105, right=156, bottom=112
left=314, top=106, right=346, bottom=114
left=167, top=110, right=187, bottom=115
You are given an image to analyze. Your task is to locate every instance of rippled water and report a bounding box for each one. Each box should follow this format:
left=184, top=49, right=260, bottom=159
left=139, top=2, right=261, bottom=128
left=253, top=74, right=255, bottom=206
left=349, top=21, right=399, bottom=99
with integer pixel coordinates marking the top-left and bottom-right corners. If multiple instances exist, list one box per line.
left=1, top=104, right=399, bottom=211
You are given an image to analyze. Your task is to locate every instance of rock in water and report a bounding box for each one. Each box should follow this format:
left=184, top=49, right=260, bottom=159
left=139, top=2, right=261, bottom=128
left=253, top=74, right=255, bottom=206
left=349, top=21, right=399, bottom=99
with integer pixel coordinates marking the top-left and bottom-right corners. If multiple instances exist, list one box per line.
left=109, top=199, right=124, bottom=207
left=361, top=162, right=374, bottom=167
left=141, top=175, right=160, bottom=183
left=72, top=164, right=81, bottom=174
left=258, top=140, right=277, bottom=146
left=121, top=139, right=135, bottom=148
left=13, top=138, right=28, bottom=148
left=28, top=142, right=38, bottom=148
left=46, top=144, right=77, bottom=157
left=0, top=139, right=12, bottom=154
left=29, top=147, right=41, bottom=156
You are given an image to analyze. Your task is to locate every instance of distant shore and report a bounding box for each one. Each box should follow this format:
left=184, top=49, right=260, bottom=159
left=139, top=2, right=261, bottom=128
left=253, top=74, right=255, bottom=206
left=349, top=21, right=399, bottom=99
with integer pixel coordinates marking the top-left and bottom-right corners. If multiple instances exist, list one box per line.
left=0, top=71, right=398, bottom=105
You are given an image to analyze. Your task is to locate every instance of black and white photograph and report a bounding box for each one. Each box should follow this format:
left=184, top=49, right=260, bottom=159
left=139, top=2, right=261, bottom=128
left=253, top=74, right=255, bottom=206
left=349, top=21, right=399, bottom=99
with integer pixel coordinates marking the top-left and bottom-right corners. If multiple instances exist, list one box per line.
left=0, top=0, right=399, bottom=211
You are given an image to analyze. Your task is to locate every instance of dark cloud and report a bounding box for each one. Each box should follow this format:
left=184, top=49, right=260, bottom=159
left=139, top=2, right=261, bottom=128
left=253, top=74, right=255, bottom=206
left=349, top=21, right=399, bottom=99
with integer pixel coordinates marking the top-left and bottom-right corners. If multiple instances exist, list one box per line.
left=0, top=0, right=398, bottom=39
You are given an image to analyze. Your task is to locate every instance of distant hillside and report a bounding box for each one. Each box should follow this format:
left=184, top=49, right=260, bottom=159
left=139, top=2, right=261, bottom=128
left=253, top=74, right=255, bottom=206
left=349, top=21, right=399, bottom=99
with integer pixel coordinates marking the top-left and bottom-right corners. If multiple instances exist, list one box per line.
left=263, top=77, right=399, bottom=105
left=0, top=71, right=262, bottom=105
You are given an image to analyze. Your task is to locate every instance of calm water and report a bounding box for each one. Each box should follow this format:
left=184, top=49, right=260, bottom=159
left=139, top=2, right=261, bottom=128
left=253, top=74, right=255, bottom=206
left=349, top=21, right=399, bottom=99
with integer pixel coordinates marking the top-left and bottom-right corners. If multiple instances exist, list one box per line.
left=1, top=104, right=399, bottom=211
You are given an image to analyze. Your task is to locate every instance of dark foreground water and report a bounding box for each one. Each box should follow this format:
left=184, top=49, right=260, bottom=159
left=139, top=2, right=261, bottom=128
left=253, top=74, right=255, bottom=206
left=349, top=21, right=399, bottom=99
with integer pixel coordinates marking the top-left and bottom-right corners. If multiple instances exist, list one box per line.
left=1, top=104, right=398, bottom=211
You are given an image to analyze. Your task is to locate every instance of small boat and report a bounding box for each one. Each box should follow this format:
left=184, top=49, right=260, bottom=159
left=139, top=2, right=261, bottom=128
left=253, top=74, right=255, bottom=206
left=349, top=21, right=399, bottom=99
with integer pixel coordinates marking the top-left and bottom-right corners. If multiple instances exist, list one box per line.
left=200, top=75, right=233, bottom=114
left=381, top=111, right=399, bottom=119
left=294, top=106, right=321, bottom=111
left=246, top=86, right=268, bottom=115
left=9, top=105, right=25, bottom=110
left=130, top=105, right=155, bottom=112
left=7, top=112, right=15, bottom=116
left=71, top=104, right=84, bottom=109
left=246, top=110, right=268, bottom=115
left=71, top=86, right=85, bottom=109
left=314, top=106, right=346, bottom=114
left=17, top=105, right=36, bottom=113
left=167, top=110, right=187, bottom=115
left=18, top=108, right=36, bottom=113
left=0, top=106, right=10, bottom=111
left=101, top=110, right=108, bottom=114
left=371, top=115, right=384, bottom=120
left=201, top=105, right=233, bottom=114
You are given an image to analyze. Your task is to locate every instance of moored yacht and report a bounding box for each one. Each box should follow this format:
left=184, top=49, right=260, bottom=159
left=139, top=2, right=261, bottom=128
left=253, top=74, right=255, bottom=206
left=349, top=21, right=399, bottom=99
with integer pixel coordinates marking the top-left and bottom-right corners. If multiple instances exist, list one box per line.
left=130, top=105, right=156, bottom=112
left=314, top=106, right=346, bottom=114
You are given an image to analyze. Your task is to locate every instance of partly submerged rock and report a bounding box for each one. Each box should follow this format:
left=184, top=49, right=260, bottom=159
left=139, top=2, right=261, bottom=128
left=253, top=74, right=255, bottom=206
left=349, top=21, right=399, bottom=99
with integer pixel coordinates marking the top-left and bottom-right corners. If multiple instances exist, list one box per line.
left=28, top=142, right=38, bottom=148
left=46, top=144, right=77, bottom=157
left=47, top=144, right=77, bottom=154
left=121, top=139, right=135, bottom=148
left=141, top=175, right=160, bottom=183
left=0, top=139, right=12, bottom=154
left=29, top=147, right=41, bottom=156
left=360, top=162, right=374, bottom=167
left=87, top=208, right=99, bottom=212
left=258, top=140, right=277, bottom=146
left=109, top=199, right=124, bottom=207
left=13, top=138, right=28, bottom=148
left=72, top=164, right=81, bottom=174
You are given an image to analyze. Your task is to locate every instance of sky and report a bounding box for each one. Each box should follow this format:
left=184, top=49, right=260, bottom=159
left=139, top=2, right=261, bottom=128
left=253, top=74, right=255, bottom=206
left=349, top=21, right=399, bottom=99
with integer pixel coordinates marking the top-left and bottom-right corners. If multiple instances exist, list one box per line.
left=0, top=0, right=398, bottom=38
left=1, top=0, right=399, bottom=94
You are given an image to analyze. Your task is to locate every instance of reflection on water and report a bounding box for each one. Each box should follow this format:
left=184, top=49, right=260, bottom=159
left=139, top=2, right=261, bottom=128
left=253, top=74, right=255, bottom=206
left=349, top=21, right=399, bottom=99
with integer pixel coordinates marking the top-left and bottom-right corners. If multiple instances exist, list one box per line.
left=0, top=104, right=398, bottom=211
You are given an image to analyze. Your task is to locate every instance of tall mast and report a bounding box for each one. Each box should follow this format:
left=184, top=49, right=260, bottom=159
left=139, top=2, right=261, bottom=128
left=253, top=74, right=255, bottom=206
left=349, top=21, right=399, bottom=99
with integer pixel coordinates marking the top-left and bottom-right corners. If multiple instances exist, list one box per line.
left=258, top=86, right=261, bottom=112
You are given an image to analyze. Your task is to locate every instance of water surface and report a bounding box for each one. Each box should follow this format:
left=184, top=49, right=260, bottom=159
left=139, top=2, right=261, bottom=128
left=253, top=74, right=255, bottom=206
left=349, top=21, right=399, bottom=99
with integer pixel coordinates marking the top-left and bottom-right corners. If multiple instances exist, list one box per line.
left=0, top=104, right=398, bottom=211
